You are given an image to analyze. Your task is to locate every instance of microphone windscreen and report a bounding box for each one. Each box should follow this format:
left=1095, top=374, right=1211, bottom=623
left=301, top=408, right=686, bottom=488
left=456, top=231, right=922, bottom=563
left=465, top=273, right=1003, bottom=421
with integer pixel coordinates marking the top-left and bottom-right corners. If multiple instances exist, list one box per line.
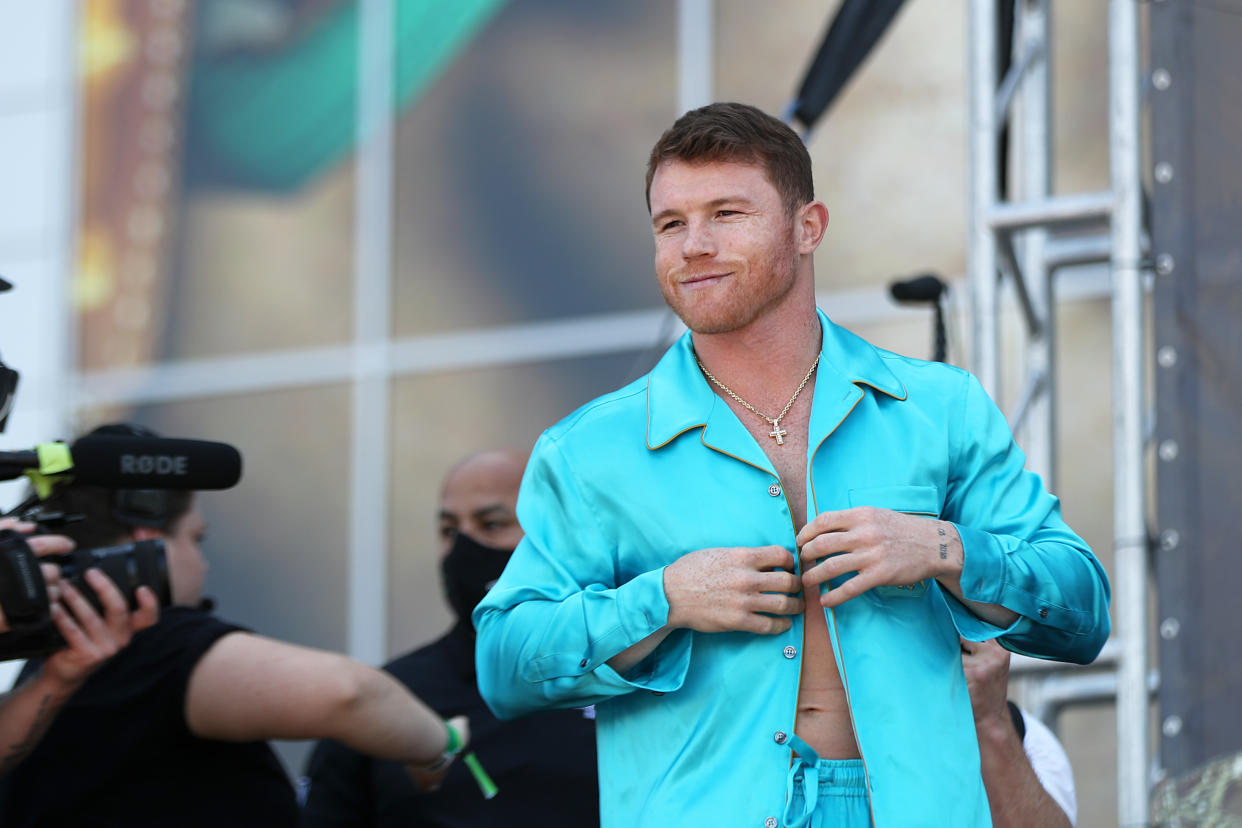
left=68, top=436, right=243, bottom=490
left=889, top=274, right=946, bottom=303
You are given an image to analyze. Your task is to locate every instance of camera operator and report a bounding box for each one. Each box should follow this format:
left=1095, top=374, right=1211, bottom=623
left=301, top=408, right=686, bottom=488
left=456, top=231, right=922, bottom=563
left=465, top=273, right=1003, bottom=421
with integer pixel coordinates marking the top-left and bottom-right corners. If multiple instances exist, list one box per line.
left=0, top=424, right=469, bottom=828
left=0, top=518, right=159, bottom=774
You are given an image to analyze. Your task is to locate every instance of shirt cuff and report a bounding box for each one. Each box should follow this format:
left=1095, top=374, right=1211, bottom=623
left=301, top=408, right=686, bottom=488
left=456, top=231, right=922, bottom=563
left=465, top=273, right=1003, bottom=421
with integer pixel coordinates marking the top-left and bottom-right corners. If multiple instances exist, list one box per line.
left=520, top=567, right=693, bottom=696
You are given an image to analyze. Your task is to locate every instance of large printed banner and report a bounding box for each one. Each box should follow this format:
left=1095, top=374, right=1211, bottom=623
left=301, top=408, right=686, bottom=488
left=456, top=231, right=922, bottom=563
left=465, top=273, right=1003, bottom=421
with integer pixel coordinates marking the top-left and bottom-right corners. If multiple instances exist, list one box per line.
left=76, top=0, right=506, bottom=374
left=77, top=0, right=192, bottom=373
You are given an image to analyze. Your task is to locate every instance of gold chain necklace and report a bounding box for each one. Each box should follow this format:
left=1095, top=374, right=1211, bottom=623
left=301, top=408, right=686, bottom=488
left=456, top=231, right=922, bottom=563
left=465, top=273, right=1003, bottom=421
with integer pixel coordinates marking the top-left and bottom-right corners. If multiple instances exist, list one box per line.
left=694, top=353, right=820, bottom=445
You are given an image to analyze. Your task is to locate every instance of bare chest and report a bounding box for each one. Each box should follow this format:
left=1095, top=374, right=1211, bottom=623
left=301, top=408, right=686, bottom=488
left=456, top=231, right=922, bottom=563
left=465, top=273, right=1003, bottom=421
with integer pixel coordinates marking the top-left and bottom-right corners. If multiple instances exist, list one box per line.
left=717, top=391, right=812, bottom=531
left=716, top=387, right=860, bottom=757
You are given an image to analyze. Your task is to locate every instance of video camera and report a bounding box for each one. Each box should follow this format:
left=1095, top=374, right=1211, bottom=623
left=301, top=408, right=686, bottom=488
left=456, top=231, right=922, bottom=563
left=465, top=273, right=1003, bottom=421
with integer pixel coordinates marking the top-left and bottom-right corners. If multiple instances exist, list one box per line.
left=0, top=430, right=242, bottom=661
left=0, top=529, right=170, bottom=660
left=0, top=276, right=242, bottom=660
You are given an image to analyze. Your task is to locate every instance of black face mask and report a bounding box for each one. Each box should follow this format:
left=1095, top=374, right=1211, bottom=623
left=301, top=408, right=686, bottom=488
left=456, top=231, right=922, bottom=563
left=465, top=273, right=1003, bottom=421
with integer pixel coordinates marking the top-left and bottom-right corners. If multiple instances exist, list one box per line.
left=440, top=532, right=514, bottom=625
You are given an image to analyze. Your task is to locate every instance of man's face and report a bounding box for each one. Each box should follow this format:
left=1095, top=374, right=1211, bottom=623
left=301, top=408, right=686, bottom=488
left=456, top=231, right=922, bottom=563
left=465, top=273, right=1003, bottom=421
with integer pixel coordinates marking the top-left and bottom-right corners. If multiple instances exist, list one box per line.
left=437, top=452, right=524, bottom=557
left=649, top=159, right=802, bottom=335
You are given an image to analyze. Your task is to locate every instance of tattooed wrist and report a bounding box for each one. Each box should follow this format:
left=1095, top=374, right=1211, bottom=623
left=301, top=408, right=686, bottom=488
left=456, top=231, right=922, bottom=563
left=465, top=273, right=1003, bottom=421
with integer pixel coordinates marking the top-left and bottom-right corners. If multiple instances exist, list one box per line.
left=0, top=692, right=57, bottom=774
left=933, top=521, right=965, bottom=578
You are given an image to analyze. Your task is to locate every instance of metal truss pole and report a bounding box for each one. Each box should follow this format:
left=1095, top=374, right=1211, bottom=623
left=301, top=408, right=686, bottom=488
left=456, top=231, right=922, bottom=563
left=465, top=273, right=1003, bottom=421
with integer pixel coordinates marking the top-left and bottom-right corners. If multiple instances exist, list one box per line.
left=1016, top=0, right=1054, bottom=487
left=969, top=0, right=1152, bottom=821
left=1109, top=0, right=1149, bottom=821
left=969, top=0, right=1059, bottom=479
left=968, top=0, right=1000, bottom=398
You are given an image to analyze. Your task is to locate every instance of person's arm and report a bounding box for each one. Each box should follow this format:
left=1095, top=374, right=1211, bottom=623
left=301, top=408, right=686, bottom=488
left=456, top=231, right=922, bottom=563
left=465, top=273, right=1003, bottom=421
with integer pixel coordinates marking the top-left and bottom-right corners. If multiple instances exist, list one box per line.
left=799, top=370, right=1110, bottom=664
left=0, top=562, right=159, bottom=774
left=184, top=632, right=467, bottom=778
left=963, top=638, right=1073, bottom=828
left=473, top=435, right=802, bottom=718
left=946, top=371, right=1110, bottom=661
left=474, top=435, right=677, bottom=719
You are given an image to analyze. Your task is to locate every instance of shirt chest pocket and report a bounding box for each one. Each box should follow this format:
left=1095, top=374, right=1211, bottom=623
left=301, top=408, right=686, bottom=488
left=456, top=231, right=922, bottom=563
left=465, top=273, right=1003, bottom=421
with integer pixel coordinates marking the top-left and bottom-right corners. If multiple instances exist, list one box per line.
left=848, top=484, right=941, bottom=598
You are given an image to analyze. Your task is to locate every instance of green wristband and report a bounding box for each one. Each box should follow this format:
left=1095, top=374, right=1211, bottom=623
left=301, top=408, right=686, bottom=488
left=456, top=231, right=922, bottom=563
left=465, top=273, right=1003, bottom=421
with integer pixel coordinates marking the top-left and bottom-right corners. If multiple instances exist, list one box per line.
left=443, top=720, right=463, bottom=755
left=418, top=720, right=464, bottom=772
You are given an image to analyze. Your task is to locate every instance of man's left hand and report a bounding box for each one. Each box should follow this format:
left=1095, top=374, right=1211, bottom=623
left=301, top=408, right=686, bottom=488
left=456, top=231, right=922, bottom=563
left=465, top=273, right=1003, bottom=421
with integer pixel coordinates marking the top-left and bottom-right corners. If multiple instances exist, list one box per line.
left=796, top=507, right=962, bottom=608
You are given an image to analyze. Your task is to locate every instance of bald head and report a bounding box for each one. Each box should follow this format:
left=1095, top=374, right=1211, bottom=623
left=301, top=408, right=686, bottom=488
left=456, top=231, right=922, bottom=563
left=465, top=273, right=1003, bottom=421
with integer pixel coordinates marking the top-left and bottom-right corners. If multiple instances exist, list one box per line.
left=437, top=449, right=527, bottom=557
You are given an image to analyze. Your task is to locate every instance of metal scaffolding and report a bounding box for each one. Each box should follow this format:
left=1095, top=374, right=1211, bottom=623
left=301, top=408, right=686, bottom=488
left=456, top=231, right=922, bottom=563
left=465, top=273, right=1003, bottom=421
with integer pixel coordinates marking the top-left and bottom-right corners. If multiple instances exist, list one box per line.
left=967, top=0, right=1150, bottom=823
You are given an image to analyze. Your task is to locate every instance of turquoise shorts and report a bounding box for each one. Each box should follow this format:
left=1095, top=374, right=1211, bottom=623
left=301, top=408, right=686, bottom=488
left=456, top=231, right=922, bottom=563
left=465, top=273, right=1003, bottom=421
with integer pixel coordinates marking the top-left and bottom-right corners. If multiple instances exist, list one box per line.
left=782, top=734, right=872, bottom=828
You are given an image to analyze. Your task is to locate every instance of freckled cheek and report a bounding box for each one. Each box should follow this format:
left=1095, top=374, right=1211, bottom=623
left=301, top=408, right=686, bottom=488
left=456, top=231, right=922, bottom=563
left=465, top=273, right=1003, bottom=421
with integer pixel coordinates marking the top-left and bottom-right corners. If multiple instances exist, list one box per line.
left=653, top=246, right=680, bottom=283
left=728, top=227, right=765, bottom=252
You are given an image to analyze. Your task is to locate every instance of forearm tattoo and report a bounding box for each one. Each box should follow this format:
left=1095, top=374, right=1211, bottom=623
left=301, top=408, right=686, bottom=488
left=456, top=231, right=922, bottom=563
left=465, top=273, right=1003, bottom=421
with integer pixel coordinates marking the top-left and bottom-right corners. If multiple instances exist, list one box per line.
left=0, top=693, right=57, bottom=774
left=938, top=524, right=948, bottom=560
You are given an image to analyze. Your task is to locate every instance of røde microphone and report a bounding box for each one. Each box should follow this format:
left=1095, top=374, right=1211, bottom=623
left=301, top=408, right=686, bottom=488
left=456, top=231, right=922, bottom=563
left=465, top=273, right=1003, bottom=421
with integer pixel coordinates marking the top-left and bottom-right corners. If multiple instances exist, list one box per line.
left=68, top=436, right=242, bottom=489
left=0, top=436, right=243, bottom=489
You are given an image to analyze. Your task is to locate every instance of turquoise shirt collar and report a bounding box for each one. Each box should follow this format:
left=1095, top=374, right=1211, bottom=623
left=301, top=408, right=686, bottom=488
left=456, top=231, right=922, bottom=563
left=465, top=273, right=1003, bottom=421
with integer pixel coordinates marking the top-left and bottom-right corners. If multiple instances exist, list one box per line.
left=645, top=308, right=908, bottom=458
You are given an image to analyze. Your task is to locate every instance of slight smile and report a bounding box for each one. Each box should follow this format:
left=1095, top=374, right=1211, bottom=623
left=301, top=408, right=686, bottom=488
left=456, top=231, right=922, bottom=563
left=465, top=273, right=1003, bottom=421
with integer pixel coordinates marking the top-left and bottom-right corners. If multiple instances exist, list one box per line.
left=680, top=272, right=732, bottom=287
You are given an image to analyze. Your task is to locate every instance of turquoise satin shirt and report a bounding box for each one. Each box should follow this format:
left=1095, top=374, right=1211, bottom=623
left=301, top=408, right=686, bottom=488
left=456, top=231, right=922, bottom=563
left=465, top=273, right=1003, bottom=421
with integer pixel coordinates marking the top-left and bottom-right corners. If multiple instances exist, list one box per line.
left=475, top=311, right=1110, bottom=827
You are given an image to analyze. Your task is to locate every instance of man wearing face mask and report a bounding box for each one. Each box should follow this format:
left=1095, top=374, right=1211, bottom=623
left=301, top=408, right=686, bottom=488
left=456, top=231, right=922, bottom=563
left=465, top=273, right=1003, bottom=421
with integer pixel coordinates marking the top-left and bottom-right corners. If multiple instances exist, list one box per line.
left=301, top=449, right=599, bottom=828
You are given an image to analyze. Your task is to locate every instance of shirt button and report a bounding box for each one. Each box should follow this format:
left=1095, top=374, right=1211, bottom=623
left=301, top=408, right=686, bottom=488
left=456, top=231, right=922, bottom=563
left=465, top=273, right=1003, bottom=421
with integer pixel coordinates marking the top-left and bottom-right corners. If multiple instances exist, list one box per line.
left=774, top=730, right=788, bottom=745
left=1039, top=607, right=1049, bottom=619
left=579, top=658, right=589, bottom=668
left=768, top=483, right=782, bottom=497
left=783, top=645, right=797, bottom=659
left=765, top=818, right=778, bottom=828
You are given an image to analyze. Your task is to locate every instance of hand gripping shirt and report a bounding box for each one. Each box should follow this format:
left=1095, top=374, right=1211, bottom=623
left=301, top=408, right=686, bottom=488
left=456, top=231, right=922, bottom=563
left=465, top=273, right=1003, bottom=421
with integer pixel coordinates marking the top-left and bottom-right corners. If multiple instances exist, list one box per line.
left=474, top=310, right=1111, bottom=828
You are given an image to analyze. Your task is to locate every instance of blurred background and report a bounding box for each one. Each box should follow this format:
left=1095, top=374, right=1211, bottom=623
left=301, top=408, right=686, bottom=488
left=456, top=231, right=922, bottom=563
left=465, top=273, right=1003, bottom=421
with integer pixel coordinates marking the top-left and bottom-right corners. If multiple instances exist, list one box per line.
left=3, top=1, right=1237, bottom=825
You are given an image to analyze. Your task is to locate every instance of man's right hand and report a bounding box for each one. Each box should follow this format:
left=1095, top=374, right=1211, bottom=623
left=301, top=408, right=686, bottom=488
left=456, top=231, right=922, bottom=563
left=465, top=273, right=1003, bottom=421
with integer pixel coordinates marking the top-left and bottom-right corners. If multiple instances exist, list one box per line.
left=664, top=545, right=804, bottom=634
left=606, top=545, right=802, bottom=676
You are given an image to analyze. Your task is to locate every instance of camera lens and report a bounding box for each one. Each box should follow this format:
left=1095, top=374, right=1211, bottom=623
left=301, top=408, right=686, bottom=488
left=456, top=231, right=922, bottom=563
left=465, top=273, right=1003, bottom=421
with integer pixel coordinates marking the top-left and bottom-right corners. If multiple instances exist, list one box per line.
left=63, top=540, right=173, bottom=613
